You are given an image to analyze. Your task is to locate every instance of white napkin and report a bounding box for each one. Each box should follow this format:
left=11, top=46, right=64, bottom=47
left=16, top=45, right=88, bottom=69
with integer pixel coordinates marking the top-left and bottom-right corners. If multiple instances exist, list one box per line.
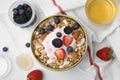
left=39, top=0, right=86, bottom=16
left=107, top=27, right=120, bottom=61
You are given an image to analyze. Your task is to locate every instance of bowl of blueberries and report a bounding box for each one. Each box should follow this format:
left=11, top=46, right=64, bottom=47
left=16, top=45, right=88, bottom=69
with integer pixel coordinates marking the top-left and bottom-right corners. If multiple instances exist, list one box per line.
left=9, top=0, right=36, bottom=28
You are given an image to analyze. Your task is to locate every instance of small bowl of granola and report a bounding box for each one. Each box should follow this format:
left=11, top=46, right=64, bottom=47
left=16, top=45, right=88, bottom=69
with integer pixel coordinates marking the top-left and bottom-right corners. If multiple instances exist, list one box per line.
left=31, top=14, right=88, bottom=71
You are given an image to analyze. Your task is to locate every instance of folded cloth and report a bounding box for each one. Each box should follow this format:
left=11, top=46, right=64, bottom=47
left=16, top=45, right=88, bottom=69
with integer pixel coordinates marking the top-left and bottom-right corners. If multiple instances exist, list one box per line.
left=39, top=0, right=86, bottom=16
left=107, top=27, right=120, bottom=61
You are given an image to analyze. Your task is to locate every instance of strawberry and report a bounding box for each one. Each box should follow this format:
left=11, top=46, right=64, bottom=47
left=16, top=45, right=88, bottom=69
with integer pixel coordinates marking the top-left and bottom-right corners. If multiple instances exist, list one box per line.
left=63, top=35, right=73, bottom=46
left=27, top=70, right=42, bottom=80
left=96, top=47, right=114, bottom=61
left=54, top=48, right=66, bottom=60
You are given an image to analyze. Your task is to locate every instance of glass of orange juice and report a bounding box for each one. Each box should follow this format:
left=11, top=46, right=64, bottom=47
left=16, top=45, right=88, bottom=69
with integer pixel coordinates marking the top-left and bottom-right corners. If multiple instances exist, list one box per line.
left=85, top=0, right=118, bottom=25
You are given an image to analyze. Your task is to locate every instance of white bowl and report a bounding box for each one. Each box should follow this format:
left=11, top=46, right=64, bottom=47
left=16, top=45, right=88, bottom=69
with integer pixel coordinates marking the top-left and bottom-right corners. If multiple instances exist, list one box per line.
left=8, top=0, right=36, bottom=28
left=0, top=55, right=11, bottom=79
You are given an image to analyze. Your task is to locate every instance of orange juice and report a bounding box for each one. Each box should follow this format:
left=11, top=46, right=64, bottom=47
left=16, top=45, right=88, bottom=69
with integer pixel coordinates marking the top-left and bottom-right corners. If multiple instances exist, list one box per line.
left=85, top=0, right=118, bottom=24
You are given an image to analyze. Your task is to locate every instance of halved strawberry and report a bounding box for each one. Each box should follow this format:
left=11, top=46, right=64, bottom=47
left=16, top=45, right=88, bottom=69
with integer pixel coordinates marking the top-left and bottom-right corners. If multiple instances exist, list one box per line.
left=54, top=48, right=66, bottom=60
left=63, top=35, right=73, bottom=46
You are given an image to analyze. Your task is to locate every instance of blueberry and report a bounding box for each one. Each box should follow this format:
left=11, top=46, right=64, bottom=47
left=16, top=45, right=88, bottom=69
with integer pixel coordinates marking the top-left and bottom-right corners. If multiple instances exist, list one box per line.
left=54, top=17, right=60, bottom=24
left=14, top=15, right=28, bottom=24
left=13, top=8, right=17, bottom=11
left=18, top=9, right=25, bottom=15
left=47, top=25, right=54, bottom=31
left=52, top=38, right=63, bottom=48
left=56, top=32, right=62, bottom=37
left=18, top=5, right=23, bottom=9
left=13, top=15, right=23, bottom=24
left=25, top=7, right=32, bottom=19
left=64, top=26, right=73, bottom=34
left=72, top=23, right=80, bottom=30
left=25, top=42, right=30, bottom=48
left=26, top=14, right=32, bottom=21
left=2, top=47, right=8, bottom=52
left=13, top=8, right=18, bottom=16
left=38, top=27, right=45, bottom=34
left=23, top=4, right=29, bottom=8
left=67, top=46, right=73, bottom=52
left=25, top=7, right=32, bottom=15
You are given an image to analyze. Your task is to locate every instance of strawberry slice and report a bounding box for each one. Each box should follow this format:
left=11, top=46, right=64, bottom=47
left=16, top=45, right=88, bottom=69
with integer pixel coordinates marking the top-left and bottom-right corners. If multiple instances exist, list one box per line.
left=63, top=35, right=73, bottom=46
left=54, top=48, right=66, bottom=60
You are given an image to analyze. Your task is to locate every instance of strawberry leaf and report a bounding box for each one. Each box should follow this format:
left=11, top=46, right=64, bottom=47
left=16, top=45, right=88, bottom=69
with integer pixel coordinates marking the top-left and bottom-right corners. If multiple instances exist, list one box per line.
left=27, top=77, right=30, bottom=80
left=109, top=47, right=115, bottom=60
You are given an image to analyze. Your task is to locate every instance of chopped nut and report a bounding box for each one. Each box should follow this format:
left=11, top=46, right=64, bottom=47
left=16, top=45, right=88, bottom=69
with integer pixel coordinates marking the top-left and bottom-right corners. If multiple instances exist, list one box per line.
left=47, top=59, right=55, bottom=64
left=70, top=51, right=77, bottom=59
left=40, top=50, right=47, bottom=55
left=35, top=44, right=41, bottom=49
left=75, top=48, right=78, bottom=52
left=55, top=60, right=64, bottom=66
left=40, top=32, right=49, bottom=40
left=80, top=38, right=85, bottom=46
left=35, top=49, right=40, bottom=56
left=72, top=30, right=81, bottom=39
left=51, top=19, right=55, bottom=25
left=63, top=19, right=68, bottom=26
left=59, top=60, right=69, bottom=68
